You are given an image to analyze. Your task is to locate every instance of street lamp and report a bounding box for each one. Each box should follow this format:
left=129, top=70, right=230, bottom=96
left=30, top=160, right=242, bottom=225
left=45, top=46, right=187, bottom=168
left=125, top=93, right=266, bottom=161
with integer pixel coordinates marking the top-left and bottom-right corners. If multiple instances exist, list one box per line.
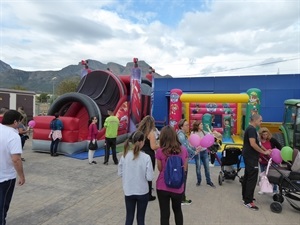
left=52, top=77, right=57, bottom=101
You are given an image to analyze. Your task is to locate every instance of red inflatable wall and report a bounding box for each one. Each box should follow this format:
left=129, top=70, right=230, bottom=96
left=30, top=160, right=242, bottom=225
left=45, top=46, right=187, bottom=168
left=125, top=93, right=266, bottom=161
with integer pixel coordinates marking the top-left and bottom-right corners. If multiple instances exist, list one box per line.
left=33, top=116, right=80, bottom=143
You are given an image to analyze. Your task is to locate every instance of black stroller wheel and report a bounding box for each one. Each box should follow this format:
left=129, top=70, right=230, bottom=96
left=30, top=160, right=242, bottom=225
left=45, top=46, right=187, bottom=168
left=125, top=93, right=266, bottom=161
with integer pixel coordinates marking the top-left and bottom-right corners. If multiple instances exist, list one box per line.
left=273, top=194, right=284, bottom=203
left=270, top=202, right=282, bottom=213
left=218, top=173, right=223, bottom=186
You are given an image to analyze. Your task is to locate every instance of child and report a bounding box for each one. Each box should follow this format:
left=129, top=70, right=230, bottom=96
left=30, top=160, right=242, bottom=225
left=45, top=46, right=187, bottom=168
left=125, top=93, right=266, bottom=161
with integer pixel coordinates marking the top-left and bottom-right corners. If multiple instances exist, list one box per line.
left=118, top=131, right=154, bottom=225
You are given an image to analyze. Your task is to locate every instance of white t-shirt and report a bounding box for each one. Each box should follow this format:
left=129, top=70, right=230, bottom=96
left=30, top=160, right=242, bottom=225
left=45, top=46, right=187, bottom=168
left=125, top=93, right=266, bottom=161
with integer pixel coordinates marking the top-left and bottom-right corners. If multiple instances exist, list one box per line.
left=118, top=150, right=154, bottom=196
left=0, top=124, right=22, bottom=182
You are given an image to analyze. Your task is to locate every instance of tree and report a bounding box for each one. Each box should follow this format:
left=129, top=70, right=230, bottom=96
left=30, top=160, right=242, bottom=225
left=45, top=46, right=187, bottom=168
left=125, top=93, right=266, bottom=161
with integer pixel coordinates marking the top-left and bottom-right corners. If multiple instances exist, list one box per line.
left=10, top=85, right=27, bottom=91
left=56, top=77, right=81, bottom=95
left=37, top=93, right=49, bottom=103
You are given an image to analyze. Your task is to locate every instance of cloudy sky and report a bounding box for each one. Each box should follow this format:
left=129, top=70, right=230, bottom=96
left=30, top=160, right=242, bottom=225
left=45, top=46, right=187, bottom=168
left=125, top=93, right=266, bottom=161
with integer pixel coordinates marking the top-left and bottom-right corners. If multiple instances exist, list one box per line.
left=1, top=0, right=299, bottom=77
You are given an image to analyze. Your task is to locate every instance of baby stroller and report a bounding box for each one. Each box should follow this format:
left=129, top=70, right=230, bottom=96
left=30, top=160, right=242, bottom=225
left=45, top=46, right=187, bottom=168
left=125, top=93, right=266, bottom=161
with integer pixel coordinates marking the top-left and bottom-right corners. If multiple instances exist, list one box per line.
left=266, top=150, right=300, bottom=213
left=217, top=144, right=243, bottom=185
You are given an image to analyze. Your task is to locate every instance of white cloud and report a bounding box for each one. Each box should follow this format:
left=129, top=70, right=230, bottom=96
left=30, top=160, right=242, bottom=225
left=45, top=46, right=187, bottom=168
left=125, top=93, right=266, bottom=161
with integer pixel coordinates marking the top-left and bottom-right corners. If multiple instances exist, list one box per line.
left=0, top=0, right=299, bottom=76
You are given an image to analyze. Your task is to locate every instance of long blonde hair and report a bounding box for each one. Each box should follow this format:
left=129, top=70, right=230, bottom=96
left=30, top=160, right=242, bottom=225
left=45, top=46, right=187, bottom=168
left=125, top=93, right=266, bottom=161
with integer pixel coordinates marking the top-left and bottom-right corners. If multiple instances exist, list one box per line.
left=137, top=115, right=155, bottom=137
left=123, top=131, right=145, bottom=160
left=259, top=127, right=272, bottom=140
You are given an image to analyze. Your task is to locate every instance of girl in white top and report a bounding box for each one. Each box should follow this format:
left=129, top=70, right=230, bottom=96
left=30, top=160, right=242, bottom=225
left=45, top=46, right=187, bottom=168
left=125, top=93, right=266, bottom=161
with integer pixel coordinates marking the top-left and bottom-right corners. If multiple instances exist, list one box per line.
left=118, top=131, right=154, bottom=225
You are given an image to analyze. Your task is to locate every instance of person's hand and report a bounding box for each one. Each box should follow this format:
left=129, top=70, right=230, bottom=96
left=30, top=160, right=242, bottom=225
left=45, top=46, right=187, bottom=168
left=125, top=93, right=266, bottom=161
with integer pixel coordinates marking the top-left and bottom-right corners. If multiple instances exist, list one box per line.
left=18, top=176, right=25, bottom=186
left=195, top=146, right=202, bottom=154
left=264, top=150, right=271, bottom=156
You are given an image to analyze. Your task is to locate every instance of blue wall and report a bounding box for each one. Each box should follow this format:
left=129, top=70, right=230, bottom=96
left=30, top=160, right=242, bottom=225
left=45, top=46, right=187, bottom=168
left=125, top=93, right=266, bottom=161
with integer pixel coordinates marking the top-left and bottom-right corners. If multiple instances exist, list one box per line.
left=153, top=74, right=300, bottom=123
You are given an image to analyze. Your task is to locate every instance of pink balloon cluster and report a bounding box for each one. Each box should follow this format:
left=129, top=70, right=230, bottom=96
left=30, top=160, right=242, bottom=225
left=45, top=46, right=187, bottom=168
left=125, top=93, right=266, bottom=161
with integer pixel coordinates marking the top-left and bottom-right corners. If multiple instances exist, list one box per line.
left=189, top=134, right=201, bottom=147
left=188, top=133, right=215, bottom=148
left=200, top=134, right=215, bottom=148
left=28, top=120, right=36, bottom=128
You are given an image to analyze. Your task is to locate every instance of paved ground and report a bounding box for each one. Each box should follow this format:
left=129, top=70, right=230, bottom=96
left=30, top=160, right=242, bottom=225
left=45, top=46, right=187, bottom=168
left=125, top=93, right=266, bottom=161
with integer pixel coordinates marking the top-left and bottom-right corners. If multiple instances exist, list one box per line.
left=7, top=137, right=300, bottom=225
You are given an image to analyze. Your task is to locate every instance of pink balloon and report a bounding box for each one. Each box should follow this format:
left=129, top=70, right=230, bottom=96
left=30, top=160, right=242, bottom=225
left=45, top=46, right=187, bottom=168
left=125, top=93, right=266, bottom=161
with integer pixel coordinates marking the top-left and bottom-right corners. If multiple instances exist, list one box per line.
left=200, top=134, right=215, bottom=148
left=189, top=134, right=201, bottom=147
left=28, top=120, right=36, bottom=128
left=270, top=148, right=282, bottom=164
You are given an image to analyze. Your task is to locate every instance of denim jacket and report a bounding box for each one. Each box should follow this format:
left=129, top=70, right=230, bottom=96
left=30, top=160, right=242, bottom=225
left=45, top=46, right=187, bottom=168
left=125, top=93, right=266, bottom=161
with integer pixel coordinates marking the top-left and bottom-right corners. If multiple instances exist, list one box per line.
left=177, top=130, right=196, bottom=158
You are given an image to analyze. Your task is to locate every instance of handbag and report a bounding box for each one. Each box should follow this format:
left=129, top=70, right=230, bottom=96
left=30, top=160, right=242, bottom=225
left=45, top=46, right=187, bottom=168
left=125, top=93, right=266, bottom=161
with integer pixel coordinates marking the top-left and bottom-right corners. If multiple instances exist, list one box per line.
left=259, top=158, right=273, bottom=193
left=88, top=140, right=98, bottom=150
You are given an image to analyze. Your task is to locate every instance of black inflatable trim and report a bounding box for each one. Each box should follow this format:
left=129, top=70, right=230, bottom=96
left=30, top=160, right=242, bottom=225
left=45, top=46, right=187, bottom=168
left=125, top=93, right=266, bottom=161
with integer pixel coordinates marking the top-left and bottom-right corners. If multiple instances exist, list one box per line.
left=48, top=92, right=102, bottom=129
left=141, top=78, right=152, bottom=87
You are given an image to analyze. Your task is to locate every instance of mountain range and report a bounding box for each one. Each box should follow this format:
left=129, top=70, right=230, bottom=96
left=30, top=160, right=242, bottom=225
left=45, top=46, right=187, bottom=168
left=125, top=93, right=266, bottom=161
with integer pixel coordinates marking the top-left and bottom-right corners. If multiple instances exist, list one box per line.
left=0, top=60, right=171, bottom=93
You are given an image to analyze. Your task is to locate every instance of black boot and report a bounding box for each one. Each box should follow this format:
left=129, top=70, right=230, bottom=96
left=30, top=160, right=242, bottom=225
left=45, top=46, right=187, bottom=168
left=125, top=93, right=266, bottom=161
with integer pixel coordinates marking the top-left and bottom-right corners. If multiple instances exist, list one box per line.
left=148, top=181, right=156, bottom=201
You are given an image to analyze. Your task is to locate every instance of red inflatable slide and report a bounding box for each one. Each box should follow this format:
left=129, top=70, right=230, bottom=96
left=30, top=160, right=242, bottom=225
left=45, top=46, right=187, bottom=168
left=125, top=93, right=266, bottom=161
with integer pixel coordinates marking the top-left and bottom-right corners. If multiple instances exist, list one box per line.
left=32, top=70, right=152, bottom=155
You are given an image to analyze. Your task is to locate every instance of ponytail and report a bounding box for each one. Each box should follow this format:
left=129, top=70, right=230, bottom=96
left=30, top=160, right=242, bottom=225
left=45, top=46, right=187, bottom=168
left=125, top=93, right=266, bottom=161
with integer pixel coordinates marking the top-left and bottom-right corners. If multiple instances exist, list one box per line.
left=122, top=131, right=145, bottom=160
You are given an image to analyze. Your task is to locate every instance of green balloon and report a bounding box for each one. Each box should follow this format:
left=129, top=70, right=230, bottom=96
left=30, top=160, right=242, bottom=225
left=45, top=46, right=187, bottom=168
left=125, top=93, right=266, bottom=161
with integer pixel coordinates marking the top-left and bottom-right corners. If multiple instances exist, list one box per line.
left=281, top=146, right=293, bottom=162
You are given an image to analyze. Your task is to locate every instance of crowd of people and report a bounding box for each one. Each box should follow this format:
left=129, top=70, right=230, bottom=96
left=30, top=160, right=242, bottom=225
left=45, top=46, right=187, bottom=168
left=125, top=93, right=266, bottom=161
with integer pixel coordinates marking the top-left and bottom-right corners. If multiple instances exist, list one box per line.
left=1, top=108, right=290, bottom=225
left=118, top=113, right=289, bottom=224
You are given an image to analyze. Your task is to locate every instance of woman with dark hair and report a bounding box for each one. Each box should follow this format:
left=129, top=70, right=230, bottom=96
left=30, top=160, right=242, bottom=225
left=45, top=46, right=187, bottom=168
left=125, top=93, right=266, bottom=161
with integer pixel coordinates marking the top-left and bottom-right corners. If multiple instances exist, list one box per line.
left=191, top=121, right=215, bottom=188
left=118, top=131, right=153, bottom=225
left=137, top=115, right=159, bottom=201
left=49, top=113, right=63, bottom=157
left=88, top=116, right=99, bottom=164
left=156, top=125, right=188, bottom=225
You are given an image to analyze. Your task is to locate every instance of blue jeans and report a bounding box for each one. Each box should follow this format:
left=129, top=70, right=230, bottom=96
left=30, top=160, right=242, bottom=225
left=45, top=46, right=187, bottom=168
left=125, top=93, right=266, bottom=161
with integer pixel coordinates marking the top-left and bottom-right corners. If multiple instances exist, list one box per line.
left=0, top=179, right=16, bottom=225
left=194, top=150, right=211, bottom=184
left=50, top=138, right=60, bottom=155
left=124, top=193, right=148, bottom=225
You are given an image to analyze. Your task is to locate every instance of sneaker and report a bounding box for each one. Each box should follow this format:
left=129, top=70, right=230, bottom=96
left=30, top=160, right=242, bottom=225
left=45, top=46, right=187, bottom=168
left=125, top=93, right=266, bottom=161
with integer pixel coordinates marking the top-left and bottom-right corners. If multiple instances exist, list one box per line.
left=181, top=199, right=192, bottom=206
left=258, top=191, right=264, bottom=195
left=207, top=182, right=216, bottom=188
left=244, top=202, right=259, bottom=211
left=92, top=161, right=97, bottom=164
left=242, top=198, right=256, bottom=203
left=196, top=182, right=201, bottom=186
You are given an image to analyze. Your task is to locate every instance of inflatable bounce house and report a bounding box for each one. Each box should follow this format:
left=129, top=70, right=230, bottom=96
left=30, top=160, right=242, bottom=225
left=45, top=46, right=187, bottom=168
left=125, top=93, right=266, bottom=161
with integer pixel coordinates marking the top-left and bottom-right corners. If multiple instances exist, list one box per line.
left=32, top=59, right=153, bottom=155
left=168, top=88, right=262, bottom=144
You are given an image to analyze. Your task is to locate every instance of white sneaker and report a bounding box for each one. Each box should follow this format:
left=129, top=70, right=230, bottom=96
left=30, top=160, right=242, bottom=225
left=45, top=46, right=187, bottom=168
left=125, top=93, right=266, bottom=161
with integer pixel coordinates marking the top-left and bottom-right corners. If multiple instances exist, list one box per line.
left=258, top=191, right=264, bottom=195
